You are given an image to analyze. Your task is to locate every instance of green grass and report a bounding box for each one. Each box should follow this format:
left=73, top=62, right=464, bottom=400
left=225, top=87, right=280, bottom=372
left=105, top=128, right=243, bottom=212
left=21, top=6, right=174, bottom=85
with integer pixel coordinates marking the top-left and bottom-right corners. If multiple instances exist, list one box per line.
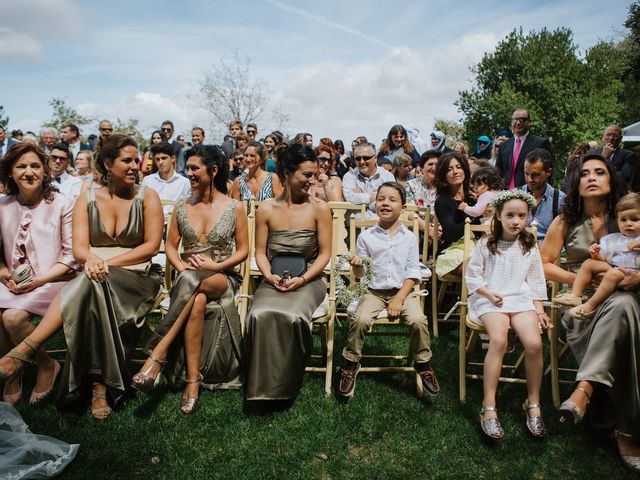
left=11, top=322, right=636, bottom=480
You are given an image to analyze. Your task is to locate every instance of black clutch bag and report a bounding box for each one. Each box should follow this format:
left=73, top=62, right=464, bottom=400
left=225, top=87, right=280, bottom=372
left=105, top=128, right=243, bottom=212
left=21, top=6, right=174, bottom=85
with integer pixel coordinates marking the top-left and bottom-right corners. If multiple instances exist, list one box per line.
left=270, top=254, right=307, bottom=278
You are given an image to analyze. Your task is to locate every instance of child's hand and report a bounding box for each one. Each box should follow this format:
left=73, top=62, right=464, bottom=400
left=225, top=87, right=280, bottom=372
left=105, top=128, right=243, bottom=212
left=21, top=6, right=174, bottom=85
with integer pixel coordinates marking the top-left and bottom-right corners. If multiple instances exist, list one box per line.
left=458, top=202, right=468, bottom=211
left=348, top=255, right=363, bottom=267
left=588, top=243, right=600, bottom=258
left=489, top=292, right=503, bottom=307
left=628, top=240, right=640, bottom=251
left=387, top=296, right=404, bottom=317
left=536, top=311, right=552, bottom=330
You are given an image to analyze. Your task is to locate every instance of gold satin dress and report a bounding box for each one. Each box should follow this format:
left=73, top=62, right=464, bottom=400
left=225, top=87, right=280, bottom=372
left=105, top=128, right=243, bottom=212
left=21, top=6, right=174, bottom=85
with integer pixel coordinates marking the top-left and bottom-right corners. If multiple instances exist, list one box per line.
left=244, top=230, right=326, bottom=401
left=145, top=199, right=243, bottom=390
left=58, top=186, right=162, bottom=407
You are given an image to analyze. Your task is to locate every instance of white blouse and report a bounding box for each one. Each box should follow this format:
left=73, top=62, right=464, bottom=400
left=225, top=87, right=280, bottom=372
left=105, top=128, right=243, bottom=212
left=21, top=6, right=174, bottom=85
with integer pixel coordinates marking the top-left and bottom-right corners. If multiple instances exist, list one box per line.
left=465, top=237, right=547, bottom=321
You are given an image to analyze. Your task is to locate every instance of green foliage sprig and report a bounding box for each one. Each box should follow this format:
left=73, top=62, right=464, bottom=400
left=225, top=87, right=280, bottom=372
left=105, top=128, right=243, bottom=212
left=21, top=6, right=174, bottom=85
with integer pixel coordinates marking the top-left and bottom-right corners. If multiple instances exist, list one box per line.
left=331, top=253, right=374, bottom=309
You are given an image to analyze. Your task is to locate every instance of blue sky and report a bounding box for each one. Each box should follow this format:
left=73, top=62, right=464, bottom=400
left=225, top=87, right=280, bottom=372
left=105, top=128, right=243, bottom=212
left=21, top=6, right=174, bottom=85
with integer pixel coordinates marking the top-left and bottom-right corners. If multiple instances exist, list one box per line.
left=1, top=0, right=632, bottom=145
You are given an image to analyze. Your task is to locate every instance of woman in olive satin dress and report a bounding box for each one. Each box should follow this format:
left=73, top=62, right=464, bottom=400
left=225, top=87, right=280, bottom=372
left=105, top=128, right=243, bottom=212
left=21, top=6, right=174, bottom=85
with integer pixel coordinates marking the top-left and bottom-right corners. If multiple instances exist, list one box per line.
left=0, top=134, right=164, bottom=421
left=244, top=143, right=332, bottom=404
left=132, top=145, right=249, bottom=414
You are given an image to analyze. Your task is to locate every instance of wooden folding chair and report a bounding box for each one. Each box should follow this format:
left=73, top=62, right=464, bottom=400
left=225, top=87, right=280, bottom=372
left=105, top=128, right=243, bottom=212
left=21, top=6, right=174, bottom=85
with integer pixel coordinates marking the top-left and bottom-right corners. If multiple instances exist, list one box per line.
left=346, top=213, right=427, bottom=397
left=456, top=219, right=560, bottom=407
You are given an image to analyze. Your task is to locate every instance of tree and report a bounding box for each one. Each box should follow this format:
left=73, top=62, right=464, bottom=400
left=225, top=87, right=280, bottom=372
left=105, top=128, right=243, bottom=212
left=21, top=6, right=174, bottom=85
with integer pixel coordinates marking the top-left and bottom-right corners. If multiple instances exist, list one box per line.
left=195, top=52, right=279, bottom=137
left=113, top=117, right=148, bottom=150
left=619, top=1, right=640, bottom=124
left=0, top=106, right=9, bottom=130
left=457, top=28, right=623, bottom=182
left=42, top=97, right=93, bottom=132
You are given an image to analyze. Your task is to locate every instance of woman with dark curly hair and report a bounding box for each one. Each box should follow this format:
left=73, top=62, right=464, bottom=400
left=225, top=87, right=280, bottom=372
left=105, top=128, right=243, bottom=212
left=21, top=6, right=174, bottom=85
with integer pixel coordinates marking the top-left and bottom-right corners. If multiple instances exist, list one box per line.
left=378, top=125, right=421, bottom=167
left=0, top=142, right=76, bottom=405
left=243, top=142, right=331, bottom=406
left=132, top=145, right=249, bottom=414
left=0, top=134, right=164, bottom=421
left=541, top=151, right=640, bottom=472
left=434, top=152, right=479, bottom=277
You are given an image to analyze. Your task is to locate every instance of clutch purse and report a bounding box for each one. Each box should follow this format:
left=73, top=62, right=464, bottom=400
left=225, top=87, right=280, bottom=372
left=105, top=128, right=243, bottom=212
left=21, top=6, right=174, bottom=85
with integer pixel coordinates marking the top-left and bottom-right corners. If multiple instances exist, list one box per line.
left=11, top=263, right=33, bottom=286
left=270, top=254, right=307, bottom=278
left=180, top=246, right=214, bottom=263
left=90, top=246, right=151, bottom=273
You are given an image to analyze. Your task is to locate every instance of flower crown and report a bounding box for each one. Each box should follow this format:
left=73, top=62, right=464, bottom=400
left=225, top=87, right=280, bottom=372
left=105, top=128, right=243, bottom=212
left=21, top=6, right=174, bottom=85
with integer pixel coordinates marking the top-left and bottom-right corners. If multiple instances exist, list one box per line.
left=490, top=189, right=537, bottom=210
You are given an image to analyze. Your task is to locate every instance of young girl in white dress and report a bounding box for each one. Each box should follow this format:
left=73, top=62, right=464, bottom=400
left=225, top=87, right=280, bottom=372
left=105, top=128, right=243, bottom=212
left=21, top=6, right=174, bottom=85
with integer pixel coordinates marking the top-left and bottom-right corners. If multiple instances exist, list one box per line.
left=465, top=190, right=551, bottom=440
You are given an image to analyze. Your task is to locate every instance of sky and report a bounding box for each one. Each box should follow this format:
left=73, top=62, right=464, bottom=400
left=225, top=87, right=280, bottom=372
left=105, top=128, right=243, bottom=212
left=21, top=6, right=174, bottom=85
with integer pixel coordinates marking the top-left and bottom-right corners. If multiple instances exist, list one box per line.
left=0, top=0, right=633, bottom=146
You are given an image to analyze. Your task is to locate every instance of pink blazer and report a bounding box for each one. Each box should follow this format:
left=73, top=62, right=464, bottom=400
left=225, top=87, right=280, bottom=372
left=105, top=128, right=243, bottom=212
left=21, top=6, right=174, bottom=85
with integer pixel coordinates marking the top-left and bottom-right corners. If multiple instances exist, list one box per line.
left=0, top=193, right=78, bottom=276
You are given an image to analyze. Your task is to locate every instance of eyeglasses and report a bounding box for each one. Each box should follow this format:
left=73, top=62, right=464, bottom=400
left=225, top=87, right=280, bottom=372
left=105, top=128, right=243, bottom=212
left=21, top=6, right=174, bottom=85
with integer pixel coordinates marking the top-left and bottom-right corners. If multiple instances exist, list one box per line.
left=247, top=130, right=257, bottom=134
left=100, top=128, right=113, bottom=132
left=512, top=117, right=530, bottom=123
left=354, top=155, right=375, bottom=162
left=50, top=155, right=68, bottom=162
left=161, top=127, right=173, bottom=132
left=318, top=157, right=331, bottom=163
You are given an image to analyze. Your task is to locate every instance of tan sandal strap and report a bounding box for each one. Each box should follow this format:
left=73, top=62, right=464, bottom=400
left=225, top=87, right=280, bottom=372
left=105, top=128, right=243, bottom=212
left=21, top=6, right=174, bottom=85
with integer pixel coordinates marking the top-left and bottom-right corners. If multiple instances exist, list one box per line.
left=23, top=336, right=41, bottom=352
left=185, top=373, right=203, bottom=384
left=481, top=406, right=497, bottom=414
left=524, top=402, right=541, bottom=410
left=576, top=386, right=591, bottom=402
left=7, top=348, right=36, bottom=366
left=150, top=356, right=166, bottom=366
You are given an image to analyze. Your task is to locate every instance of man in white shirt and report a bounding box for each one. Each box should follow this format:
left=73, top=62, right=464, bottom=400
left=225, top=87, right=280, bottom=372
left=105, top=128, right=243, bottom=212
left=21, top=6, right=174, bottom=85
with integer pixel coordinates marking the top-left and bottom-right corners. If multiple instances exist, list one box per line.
left=49, top=143, right=82, bottom=198
left=342, top=142, right=395, bottom=217
left=60, top=124, right=87, bottom=164
left=141, top=142, right=190, bottom=215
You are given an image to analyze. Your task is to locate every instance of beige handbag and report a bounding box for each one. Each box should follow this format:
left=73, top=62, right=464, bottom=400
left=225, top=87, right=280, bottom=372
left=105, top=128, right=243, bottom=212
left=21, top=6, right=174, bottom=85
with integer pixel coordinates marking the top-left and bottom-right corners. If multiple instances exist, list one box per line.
left=90, top=246, right=151, bottom=273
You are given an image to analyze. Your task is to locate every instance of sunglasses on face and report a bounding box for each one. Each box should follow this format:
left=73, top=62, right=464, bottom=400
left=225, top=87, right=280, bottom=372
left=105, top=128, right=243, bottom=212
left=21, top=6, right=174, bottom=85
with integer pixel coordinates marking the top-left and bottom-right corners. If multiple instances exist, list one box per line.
left=161, top=128, right=172, bottom=132
left=100, top=128, right=113, bottom=132
left=354, top=155, right=375, bottom=162
left=512, top=117, right=530, bottom=123
left=50, top=155, right=68, bottom=162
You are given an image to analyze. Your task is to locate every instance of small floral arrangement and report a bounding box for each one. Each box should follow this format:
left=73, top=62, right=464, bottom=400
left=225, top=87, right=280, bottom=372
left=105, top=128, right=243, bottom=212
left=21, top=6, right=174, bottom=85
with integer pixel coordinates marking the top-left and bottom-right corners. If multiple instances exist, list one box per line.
left=490, top=189, right=537, bottom=211
left=331, top=252, right=374, bottom=308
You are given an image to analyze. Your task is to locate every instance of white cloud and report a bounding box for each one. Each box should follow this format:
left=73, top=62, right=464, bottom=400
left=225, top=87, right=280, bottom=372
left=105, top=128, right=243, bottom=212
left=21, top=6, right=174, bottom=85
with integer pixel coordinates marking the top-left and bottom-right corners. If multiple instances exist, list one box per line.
left=277, top=32, right=498, bottom=144
left=0, top=28, right=45, bottom=62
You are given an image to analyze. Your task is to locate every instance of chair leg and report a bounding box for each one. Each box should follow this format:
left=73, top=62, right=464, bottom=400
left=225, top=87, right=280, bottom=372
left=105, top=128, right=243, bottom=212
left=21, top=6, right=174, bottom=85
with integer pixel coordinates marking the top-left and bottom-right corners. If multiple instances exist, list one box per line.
left=324, top=315, right=335, bottom=396
left=548, top=314, right=560, bottom=409
left=459, top=310, right=467, bottom=402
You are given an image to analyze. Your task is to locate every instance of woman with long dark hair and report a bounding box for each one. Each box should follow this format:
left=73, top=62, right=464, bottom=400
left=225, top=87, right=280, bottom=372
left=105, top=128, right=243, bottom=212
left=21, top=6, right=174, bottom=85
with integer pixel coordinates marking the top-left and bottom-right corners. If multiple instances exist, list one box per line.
left=132, top=145, right=248, bottom=414
left=541, top=151, right=640, bottom=472
left=378, top=125, right=420, bottom=167
left=244, top=142, right=331, bottom=405
left=0, top=134, right=164, bottom=421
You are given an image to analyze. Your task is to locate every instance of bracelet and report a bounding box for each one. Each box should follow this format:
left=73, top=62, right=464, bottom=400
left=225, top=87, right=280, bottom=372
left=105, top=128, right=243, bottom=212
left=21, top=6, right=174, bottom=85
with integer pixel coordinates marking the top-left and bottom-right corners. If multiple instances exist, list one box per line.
left=300, top=276, right=307, bottom=285
left=536, top=312, right=545, bottom=317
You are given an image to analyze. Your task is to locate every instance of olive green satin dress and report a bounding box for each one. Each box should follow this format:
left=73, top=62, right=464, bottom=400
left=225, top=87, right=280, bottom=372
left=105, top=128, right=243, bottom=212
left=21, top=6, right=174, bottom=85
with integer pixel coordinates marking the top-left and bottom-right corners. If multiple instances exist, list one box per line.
left=244, top=230, right=327, bottom=401
left=57, top=186, right=162, bottom=408
left=144, top=199, right=243, bottom=390
left=563, top=214, right=640, bottom=427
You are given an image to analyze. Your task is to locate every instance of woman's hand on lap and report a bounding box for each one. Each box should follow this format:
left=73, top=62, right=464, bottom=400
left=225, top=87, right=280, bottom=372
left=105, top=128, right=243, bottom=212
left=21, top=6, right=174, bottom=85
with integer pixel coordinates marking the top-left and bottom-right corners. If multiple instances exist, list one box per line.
left=84, top=254, right=109, bottom=282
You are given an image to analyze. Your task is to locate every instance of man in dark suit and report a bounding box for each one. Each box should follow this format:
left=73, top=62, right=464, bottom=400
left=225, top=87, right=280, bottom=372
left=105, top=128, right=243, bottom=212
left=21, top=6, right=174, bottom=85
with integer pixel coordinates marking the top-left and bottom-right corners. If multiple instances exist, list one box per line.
left=60, top=124, right=89, bottom=167
left=160, top=120, right=185, bottom=175
left=598, top=124, right=636, bottom=191
left=495, top=109, right=553, bottom=189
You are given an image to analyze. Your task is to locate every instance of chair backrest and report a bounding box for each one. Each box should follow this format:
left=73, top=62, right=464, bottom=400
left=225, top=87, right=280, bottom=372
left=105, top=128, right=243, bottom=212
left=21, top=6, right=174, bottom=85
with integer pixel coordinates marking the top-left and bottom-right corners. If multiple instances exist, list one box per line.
left=327, top=201, right=367, bottom=257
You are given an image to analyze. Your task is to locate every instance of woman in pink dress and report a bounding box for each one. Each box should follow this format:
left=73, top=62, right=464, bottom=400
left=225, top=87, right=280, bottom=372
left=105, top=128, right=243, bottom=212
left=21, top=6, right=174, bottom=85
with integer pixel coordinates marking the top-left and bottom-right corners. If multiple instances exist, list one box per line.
left=0, top=142, right=77, bottom=405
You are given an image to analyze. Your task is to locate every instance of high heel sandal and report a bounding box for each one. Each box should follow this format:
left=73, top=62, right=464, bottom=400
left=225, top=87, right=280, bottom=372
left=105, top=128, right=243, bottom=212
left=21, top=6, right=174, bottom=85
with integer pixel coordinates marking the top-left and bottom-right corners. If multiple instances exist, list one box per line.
left=480, top=406, right=504, bottom=439
left=0, top=337, right=39, bottom=379
left=615, top=429, right=640, bottom=472
left=559, top=385, right=591, bottom=425
left=131, top=356, right=166, bottom=393
left=3, top=371, right=24, bottom=405
left=180, top=374, right=202, bottom=415
left=522, top=400, right=546, bottom=438
left=91, top=384, right=112, bottom=422
left=29, top=360, right=61, bottom=405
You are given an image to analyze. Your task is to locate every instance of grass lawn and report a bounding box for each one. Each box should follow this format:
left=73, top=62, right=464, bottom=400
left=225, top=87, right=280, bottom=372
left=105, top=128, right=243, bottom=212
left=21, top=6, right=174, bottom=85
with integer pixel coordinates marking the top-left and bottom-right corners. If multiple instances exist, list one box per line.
left=11, top=321, right=637, bottom=480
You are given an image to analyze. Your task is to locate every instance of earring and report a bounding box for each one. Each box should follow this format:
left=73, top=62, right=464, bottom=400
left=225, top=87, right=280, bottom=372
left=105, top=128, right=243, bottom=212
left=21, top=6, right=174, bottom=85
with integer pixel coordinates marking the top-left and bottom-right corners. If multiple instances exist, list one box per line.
left=106, top=171, right=113, bottom=193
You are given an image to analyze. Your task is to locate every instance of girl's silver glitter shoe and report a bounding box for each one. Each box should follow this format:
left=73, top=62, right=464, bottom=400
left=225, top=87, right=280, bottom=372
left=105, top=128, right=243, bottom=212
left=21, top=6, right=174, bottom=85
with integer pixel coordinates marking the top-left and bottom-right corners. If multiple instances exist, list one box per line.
left=480, top=406, right=504, bottom=439
left=522, top=400, right=546, bottom=438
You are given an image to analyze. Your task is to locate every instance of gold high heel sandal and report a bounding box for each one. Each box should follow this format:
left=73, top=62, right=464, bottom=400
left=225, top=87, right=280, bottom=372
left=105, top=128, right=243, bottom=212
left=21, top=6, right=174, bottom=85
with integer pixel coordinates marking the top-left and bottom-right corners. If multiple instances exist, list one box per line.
left=91, top=384, right=112, bottom=422
left=131, top=356, right=166, bottom=393
left=180, top=374, right=202, bottom=415
left=559, top=385, right=591, bottom=425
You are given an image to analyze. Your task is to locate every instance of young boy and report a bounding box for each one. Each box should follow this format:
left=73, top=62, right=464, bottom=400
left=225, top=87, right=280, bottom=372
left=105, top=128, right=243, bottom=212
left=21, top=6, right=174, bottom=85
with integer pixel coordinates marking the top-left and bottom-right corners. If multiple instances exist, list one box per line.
left=337, top=181, right=439, bottom=397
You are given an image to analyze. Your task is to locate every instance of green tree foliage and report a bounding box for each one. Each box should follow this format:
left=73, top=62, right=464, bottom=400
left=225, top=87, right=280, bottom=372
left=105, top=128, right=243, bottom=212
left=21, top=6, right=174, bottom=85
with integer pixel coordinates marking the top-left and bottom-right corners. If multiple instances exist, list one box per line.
left=42, top=97, right=93, bottom=132
left=433, top=118, right=464, bottom=145
left=113, top=117, right=148, bottom=150
left=457, top=28, right=623, bottom=181
left=619, top=1, right=640, bottom=124
left=0, top=106, right=9, bottom=130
